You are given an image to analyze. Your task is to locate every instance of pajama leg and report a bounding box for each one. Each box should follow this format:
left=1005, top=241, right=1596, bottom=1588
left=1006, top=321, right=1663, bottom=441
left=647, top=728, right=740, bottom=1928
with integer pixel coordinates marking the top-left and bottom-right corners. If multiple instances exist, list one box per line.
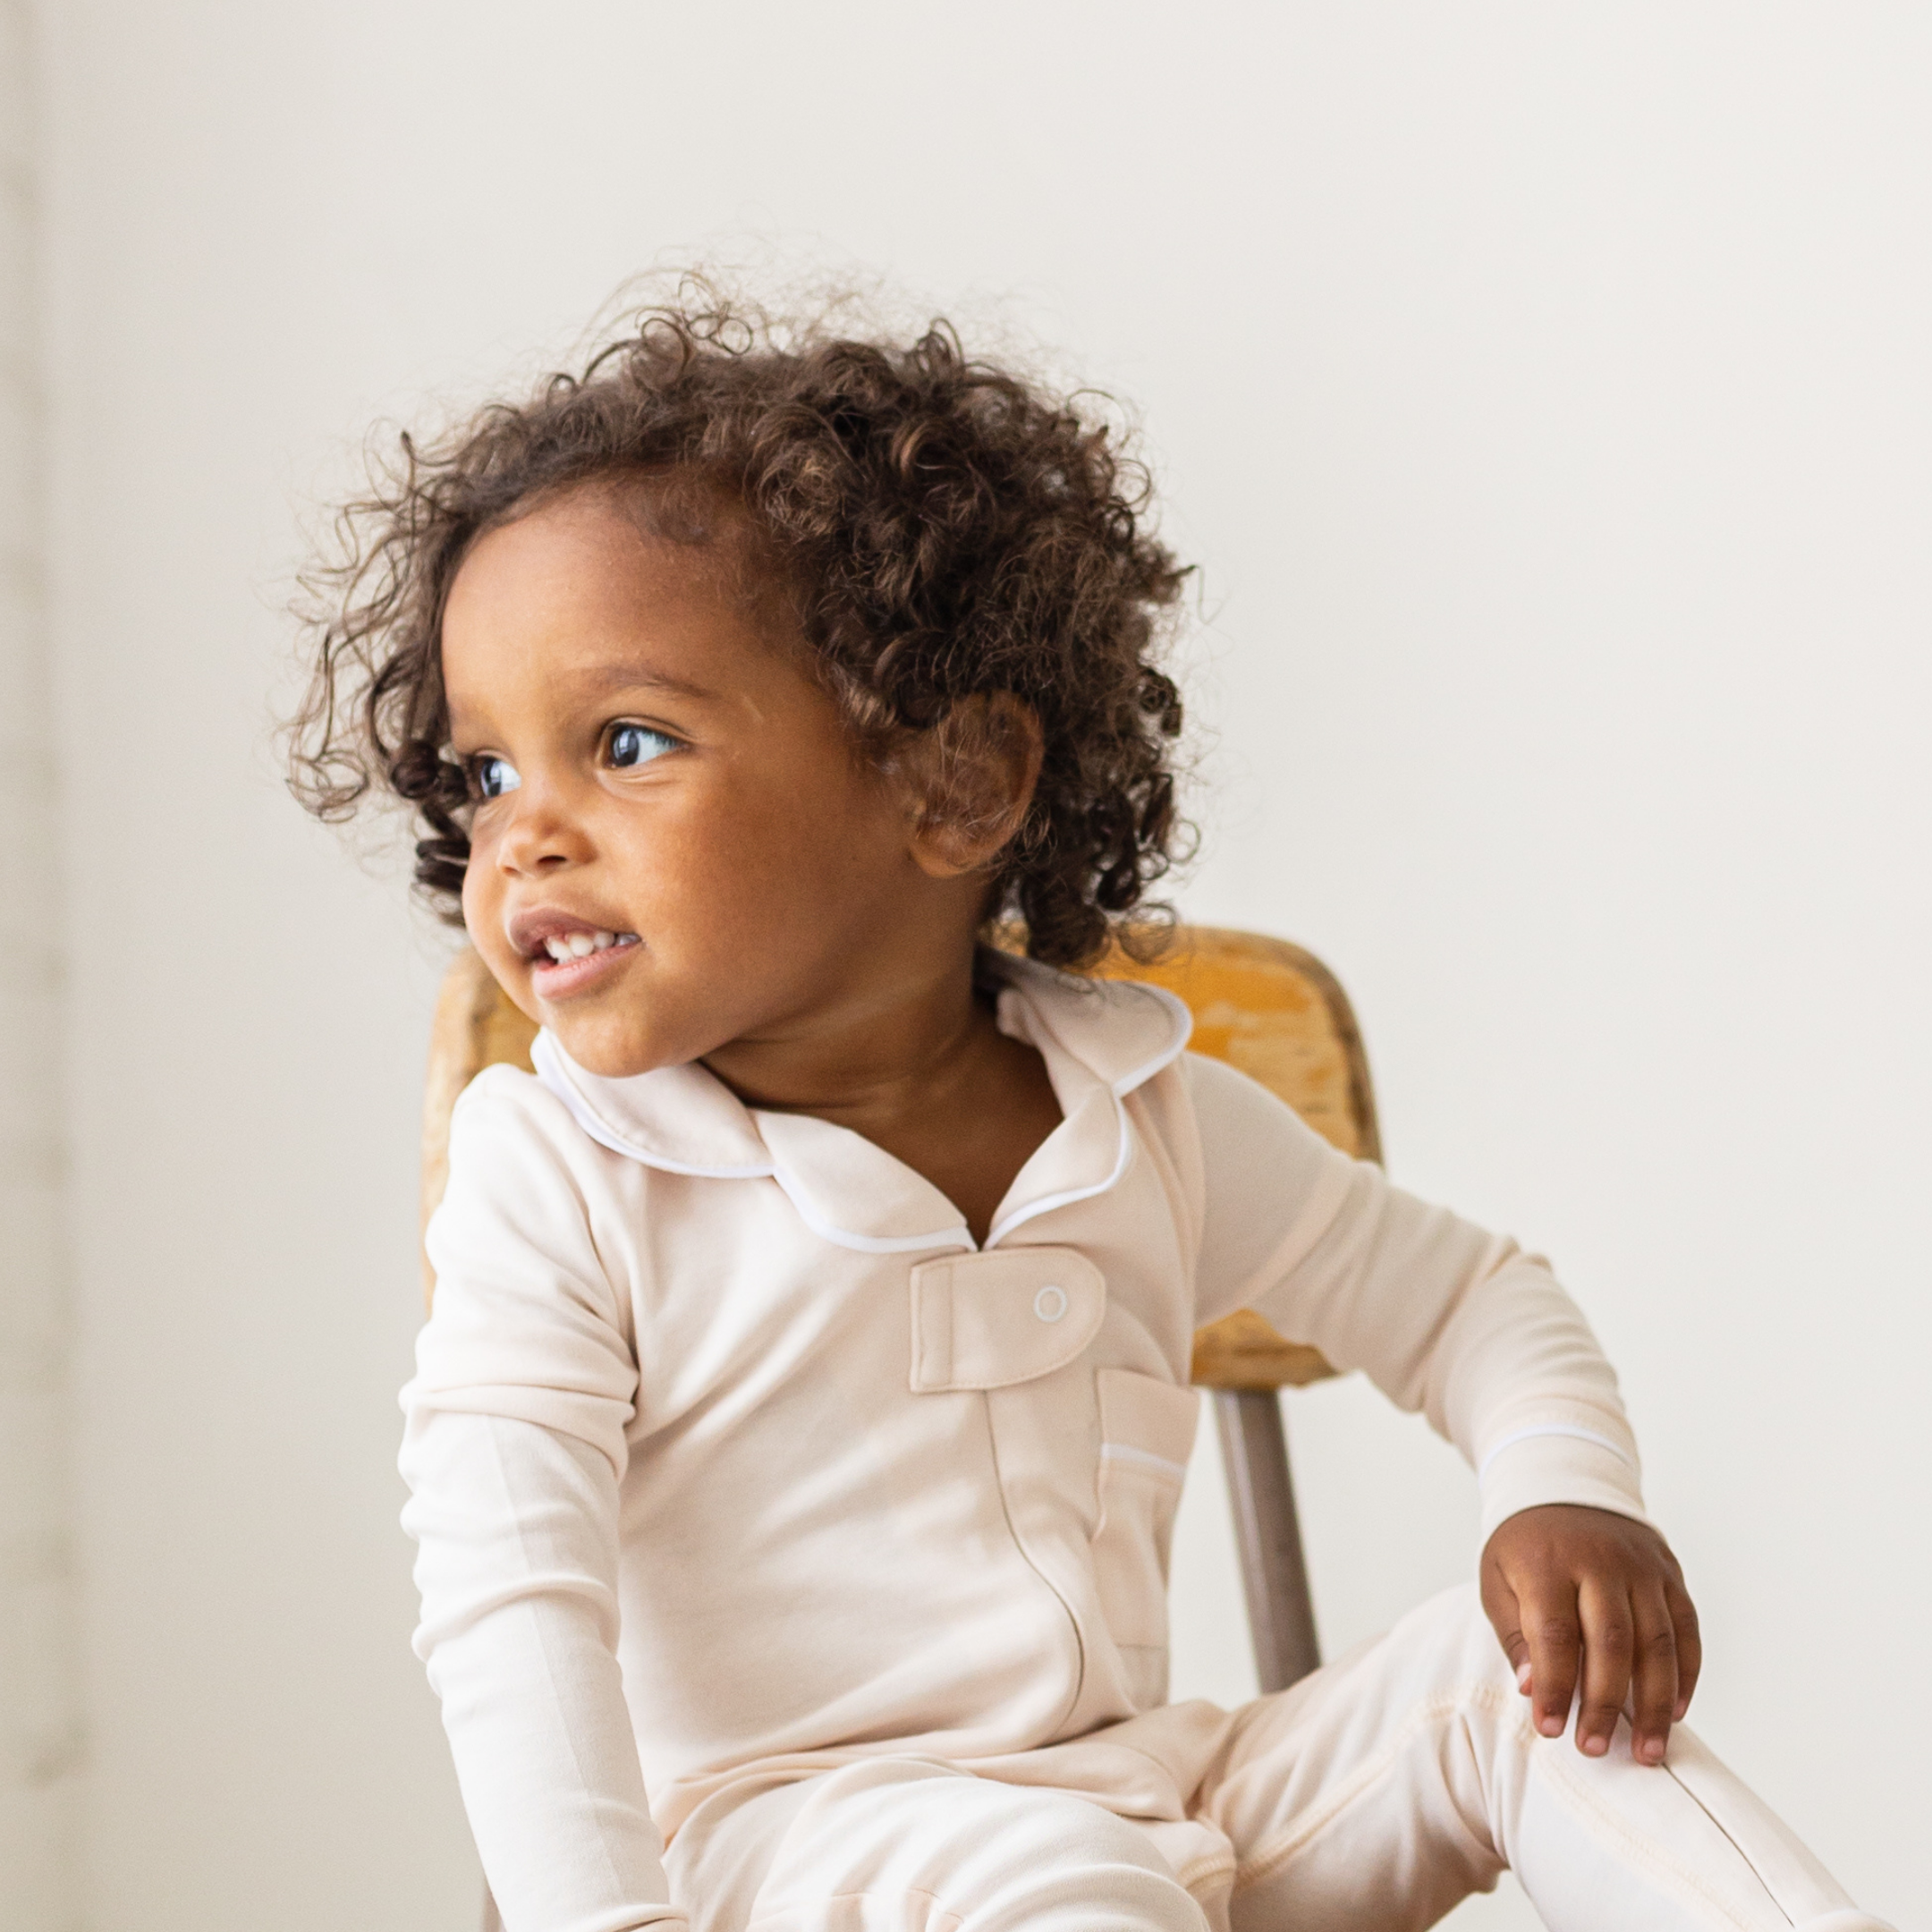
left=666, top=1758, right=1208, bottom=1932
left=1197, top=1584, right=1894, bottom=1932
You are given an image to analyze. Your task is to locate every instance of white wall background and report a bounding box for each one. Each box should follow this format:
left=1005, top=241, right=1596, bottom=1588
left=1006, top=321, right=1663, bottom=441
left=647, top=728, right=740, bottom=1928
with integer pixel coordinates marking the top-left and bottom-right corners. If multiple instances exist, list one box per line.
left=17, top=3, right=1928, bottom=1928
left=2, top=0, right=82, bottom=1923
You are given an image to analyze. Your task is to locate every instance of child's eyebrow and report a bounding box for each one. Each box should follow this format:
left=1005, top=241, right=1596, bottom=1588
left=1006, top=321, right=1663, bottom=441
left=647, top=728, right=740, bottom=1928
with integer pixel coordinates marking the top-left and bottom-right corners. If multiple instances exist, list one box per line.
left=567, top=660, right=720, bottom=704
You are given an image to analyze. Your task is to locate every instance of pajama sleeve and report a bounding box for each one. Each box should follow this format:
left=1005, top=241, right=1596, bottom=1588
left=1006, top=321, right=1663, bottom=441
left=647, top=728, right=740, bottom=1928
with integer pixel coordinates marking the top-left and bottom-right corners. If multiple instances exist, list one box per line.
left=1185, top=1053, right=1648, bottom=1540
left=400, top=1072, right=684, bottom=1932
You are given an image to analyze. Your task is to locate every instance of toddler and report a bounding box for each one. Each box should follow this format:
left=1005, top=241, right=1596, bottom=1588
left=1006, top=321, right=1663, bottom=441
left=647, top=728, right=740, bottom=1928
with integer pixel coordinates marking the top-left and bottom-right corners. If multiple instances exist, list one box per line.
left=292, top=294, right=1893, bottom=1932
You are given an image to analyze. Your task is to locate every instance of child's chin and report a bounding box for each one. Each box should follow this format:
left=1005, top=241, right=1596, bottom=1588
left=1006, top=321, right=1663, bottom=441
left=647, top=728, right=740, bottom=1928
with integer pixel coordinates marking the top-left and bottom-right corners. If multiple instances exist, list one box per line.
left=551, top=1020, right=669, bottom=1080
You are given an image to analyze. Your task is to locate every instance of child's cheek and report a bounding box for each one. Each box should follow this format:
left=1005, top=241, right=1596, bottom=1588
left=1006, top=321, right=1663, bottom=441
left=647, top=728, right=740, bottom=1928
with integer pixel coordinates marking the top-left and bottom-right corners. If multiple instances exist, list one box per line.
left=459, top=840, right=501, bottom=956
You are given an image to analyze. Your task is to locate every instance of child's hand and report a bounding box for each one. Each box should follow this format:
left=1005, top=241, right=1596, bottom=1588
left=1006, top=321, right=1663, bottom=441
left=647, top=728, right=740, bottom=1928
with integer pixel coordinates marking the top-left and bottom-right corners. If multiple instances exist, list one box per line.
left=1479, top=1504, right=1700, bottom=1767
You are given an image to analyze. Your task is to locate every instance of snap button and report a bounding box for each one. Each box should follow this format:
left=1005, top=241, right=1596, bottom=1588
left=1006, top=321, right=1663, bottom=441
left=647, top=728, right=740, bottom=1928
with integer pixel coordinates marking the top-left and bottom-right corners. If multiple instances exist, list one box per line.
left=908, top=1250, right=1104, bottom=1391
left=1033, top=1284, right=1069, bottom=1324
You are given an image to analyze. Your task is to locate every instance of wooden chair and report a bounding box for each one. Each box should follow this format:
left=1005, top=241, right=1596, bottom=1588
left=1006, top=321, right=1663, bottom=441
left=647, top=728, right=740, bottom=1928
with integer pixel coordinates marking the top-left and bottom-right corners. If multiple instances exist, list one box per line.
left=422, top=928, right=1380, bottom=1927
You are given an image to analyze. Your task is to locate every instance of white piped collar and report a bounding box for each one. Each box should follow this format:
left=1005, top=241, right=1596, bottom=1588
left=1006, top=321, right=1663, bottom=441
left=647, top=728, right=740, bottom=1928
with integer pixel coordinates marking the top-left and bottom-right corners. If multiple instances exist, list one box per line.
left=530, top=950, right=1191, bottom=1254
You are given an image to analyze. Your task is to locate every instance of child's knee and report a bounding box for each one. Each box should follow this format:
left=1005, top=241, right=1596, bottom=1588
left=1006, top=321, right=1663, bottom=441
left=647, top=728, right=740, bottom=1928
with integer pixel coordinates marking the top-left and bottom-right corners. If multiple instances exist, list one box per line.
left=855, top=1783, right=1204, bottom=1932
left=958, top=1801, right=1210, bottom=1932
left=1375, top=1580, right=1518, bottom=1699
left=684, top=1766, right=1207, bottom=1932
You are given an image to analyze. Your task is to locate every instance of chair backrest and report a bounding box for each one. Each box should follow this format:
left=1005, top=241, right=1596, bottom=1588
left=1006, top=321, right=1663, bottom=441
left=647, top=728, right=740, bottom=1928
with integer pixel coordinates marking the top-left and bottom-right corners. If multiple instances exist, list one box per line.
left=420, top=927, right=1379, bottom=1391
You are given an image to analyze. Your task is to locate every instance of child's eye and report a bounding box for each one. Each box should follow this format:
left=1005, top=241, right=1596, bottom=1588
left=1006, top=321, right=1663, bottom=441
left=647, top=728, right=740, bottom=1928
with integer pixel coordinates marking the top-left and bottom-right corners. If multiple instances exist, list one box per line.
left=607, top=724, right=680, bottom=769
left=471, top=754, right=521, bottom=801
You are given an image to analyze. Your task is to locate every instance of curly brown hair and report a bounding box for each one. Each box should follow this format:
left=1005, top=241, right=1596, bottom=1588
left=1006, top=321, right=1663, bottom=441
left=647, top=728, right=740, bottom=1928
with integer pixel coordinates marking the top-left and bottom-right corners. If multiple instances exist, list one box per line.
left=288, top=290, right=1191, bottom=969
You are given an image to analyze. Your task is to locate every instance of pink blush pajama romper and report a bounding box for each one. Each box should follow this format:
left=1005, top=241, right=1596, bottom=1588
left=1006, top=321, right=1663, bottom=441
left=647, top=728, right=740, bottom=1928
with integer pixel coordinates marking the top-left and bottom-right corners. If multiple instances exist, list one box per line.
left=402, top=954, right=1891, bottom=1932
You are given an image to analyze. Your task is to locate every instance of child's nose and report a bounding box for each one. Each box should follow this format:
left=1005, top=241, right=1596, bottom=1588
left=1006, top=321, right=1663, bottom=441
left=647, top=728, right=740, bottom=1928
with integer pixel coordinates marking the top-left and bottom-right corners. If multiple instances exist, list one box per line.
left=496, top=788, right=591, bottom=874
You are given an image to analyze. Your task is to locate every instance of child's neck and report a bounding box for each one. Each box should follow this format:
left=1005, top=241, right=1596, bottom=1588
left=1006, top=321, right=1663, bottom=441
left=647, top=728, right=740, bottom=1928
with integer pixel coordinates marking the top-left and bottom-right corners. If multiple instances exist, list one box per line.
left=701, top=949, right=1063, bottom=1246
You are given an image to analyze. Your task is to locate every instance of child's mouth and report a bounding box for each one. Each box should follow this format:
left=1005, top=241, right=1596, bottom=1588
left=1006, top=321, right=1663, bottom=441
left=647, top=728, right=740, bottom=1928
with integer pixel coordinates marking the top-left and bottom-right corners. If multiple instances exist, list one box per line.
left=529, top=930, right=641, bottom=996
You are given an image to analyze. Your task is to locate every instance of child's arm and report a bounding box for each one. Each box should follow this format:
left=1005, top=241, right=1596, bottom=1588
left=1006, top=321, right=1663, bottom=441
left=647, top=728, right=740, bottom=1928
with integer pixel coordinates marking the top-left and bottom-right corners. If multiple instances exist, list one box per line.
left=1186, top=1055, right=1699, bottom=1765
left=402, top=1072, right=682, bottom=1932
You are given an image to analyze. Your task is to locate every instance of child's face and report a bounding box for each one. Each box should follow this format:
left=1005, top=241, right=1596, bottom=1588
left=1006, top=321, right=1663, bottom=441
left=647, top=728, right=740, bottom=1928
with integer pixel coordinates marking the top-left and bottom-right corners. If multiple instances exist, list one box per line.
left=443, top=485, right=958, bottom=1080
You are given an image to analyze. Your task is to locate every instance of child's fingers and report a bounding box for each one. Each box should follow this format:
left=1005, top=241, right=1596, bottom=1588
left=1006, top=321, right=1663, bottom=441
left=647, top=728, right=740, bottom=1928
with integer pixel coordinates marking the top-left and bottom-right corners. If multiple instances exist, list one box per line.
left=1574, top=1577, right=1634, bottom=1757
left=1628, top=1580, right=1681, bottom=1765
left=1479, top=1569, right=1536, bottom=1697
left=1479, top=1508, right=1706, bottom=1758
left=1518, top=1580, right=1584, bottom=1739
left=1666, top=1577, right=1703, bottom=1720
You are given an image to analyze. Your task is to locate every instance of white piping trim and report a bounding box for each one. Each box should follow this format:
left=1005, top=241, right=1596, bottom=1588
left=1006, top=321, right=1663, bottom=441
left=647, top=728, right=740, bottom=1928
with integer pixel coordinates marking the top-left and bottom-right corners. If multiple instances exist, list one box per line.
left=984, top=1111, right=1135, bottom=1248
left=535, top=1035, right=973, bottom=1252
left=531, top=1034, right=773, bottom=1179
left=531, top=975, right=1192, bottom=1251
left=982, top=980, right=1191, bottom=1249
left=768, top=1165, right=973, bottom=1257
left=1477, top=1424, right=1636, bottom=1484
left=1104, top=982, right=1194, bottom=1098
left=1100, top=1443, right=1191, bottom=1483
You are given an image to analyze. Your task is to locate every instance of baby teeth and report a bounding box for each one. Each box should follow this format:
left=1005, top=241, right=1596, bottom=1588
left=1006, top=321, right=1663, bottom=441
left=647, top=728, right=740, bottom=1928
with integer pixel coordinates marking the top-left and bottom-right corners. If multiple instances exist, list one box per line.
left=541, top=930, right=618, bottom=964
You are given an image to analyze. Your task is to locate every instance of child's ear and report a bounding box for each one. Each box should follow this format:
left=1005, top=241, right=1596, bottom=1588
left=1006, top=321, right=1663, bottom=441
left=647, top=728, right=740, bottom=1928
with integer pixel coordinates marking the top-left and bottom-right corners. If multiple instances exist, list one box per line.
left=903, top=693, right=1045, bottom=881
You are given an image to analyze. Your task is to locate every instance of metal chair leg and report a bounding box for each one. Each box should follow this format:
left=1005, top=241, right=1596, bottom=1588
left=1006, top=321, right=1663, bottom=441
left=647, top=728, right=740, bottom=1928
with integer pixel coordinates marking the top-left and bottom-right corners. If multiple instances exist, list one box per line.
left=1216, top=1387, right=1320, bottom=1693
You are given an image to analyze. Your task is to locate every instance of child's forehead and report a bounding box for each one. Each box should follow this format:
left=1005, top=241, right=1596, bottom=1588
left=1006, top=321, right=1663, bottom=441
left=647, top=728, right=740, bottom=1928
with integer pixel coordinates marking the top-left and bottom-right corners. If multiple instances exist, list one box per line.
left=464, top=479, right=721, bottom=581
left=451, top=476, right=787, bottom=633
left=444, top=494, right=688, bottom=627
left=440, top=487, right=818, bottom=730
